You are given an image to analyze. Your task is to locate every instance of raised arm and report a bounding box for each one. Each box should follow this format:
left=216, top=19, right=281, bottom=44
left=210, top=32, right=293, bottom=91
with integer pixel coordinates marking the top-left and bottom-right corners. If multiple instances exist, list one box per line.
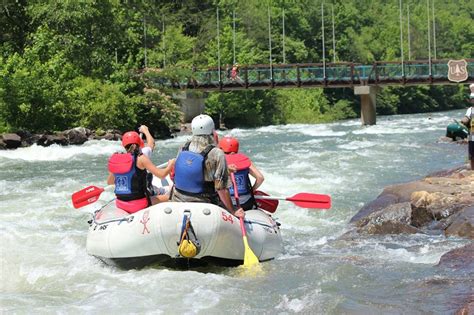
left=139, top=125, right=155, bottom=151
left=139, top=155, right=175, bottom=179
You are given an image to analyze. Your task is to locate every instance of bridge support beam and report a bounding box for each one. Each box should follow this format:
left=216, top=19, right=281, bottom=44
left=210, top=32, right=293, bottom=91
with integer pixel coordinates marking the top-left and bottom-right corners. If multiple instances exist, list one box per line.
left=173, top=91, right=207, bottom=122
left=354, top=86, right=377, bottom=125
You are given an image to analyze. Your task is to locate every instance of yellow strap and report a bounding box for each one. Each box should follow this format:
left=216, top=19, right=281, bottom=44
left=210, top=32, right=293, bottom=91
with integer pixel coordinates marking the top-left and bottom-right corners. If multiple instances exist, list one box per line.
left=179, top=218, right=190, bottom=244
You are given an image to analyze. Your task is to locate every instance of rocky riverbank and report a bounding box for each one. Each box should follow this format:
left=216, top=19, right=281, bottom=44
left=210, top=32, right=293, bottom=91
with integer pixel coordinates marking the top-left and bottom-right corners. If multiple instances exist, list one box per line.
left=344, top=164, right=474, bottom=314
left=0, top=128, right=123, bottom=149
left=0, top=123, right=197, bottom=150
left=346, top=165, right=473, bottom=239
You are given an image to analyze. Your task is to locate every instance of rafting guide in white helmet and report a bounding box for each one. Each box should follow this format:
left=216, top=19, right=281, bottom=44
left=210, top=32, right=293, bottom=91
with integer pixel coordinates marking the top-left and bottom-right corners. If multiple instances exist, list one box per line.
left=191, top=114, right=215, bottom=135
left=171, top=114, right=245, bottom=218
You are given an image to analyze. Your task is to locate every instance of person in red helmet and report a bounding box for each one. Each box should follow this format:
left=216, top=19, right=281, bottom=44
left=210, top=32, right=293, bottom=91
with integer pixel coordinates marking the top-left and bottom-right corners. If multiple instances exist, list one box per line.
left=219, top=135, right=265, bottom=210
left=107, top=131, right=175, bottom=213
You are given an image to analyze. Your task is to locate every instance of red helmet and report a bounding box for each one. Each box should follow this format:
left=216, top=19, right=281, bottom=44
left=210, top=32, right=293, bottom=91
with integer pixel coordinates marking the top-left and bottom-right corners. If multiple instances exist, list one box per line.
left=219, top=136, right=239, bottom=153
left=121, top=131, right=144, bottom=148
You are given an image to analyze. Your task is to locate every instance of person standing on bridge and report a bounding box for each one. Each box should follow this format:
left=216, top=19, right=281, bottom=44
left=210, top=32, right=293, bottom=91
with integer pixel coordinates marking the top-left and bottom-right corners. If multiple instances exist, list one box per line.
left=460, top=83, right=474, bottom=170
left=230, top=63, right=241, bottom=82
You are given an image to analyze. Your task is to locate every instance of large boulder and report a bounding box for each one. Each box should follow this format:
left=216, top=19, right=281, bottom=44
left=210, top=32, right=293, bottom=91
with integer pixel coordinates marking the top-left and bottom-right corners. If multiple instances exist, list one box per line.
left=37, top=134, right=68, bottom=146
left=1, top=133, right=22, bottom=149
left=353, top=202, right=420, bottom=235
left=93, top=129, right=121, bottom=141
left=63, top=127, right=90, bottom=145
left=16, top=130, right=34, bottom=146
left=444, top=206, right=474, bottom=239
left=437, top=242, right=474, bottom=271
left=349, top=166, right=474, bottom=239
left=436, top=243, right=474, bottom=315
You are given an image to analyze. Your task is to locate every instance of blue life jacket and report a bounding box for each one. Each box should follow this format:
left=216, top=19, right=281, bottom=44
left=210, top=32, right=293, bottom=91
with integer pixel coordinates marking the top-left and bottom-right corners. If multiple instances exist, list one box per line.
left=229, top=168, right=251, bottom=196
left=108, top=152, right=147, bottom=201
left=174, top=143, right=215, bottom=194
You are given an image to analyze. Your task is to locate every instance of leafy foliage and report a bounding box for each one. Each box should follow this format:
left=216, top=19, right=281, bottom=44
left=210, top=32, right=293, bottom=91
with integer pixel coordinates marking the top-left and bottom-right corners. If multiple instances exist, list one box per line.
left=1, top=0, right=472, bottom=135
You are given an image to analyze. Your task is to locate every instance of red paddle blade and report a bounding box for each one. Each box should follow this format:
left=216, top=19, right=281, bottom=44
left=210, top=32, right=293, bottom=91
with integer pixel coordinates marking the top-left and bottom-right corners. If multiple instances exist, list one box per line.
left=72, top=185, right=105, bottom=209
left=287, top=193, right=331, bottom=209
left=254, top=191, right=279, bottom=213
left=225, top=153, right=251, bottom=171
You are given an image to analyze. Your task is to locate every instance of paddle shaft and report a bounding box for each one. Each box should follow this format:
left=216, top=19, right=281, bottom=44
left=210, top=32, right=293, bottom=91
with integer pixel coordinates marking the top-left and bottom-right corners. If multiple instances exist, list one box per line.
left=255, top=195, right=287, bottom=201
left=255, top=193, right=331, bottom=209
left=231, top=173, right=259, bottom=266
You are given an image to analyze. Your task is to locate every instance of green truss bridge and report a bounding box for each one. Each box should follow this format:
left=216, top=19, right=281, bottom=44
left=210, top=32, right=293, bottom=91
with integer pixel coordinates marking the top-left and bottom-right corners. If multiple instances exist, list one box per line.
left=146, top=59, right=473, bottom=90
left=144, top=59, right=474, bottom=125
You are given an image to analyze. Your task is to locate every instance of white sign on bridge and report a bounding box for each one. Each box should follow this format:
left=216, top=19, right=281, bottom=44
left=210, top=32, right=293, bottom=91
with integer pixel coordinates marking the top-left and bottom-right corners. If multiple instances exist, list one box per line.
left=447, top=59, right=468, bottom=82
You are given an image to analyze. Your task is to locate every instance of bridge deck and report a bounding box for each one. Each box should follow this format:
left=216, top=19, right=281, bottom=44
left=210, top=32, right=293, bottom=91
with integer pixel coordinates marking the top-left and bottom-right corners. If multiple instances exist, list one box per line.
left=145, top=59, right=474, bottom=91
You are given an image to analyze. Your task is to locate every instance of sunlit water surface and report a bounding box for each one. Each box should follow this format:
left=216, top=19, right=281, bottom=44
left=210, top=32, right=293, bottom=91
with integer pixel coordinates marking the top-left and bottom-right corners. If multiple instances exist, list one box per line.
left=1, top=110, right=471, bottom=314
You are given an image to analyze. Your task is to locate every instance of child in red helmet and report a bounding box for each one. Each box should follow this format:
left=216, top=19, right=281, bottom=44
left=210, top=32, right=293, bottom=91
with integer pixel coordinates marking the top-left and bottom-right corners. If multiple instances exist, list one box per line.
left=219, top=135, right=265, bottom=210
left=107, top=131, right=175, bottom=213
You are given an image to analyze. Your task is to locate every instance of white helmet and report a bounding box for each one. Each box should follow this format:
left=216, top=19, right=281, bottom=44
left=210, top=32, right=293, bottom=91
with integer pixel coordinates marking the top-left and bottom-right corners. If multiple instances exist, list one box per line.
left=191, top=114, right=215, bottom=135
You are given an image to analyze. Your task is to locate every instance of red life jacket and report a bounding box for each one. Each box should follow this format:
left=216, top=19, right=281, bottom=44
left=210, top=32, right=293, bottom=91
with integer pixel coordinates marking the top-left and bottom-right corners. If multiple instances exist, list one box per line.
left=108, top=152, right=149, bottom=213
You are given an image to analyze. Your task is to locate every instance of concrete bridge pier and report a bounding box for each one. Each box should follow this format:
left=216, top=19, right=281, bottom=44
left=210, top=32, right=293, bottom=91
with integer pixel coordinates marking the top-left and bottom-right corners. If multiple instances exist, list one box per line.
left=354, top=86, right=377, bottom=125
left=173, top=91, right=207, bottom=122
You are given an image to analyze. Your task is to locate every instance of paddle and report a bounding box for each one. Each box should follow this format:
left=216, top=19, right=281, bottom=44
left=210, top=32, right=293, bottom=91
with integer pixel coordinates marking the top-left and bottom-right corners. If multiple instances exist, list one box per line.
left=224, top=153, right=251, bottom=171
left=254, top=191, right=331, bottom=209
left=230, top=173, right=259, bottom=267
left=72, top=185, right=107, bottom=209
left=254, top=190, right=279, bottom=213
left=71, top=161, right=169, bottom=209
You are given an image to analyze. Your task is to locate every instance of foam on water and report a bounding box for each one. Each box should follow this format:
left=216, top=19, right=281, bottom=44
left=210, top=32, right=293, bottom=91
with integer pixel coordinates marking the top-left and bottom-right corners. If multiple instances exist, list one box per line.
left=1, top=109, right=470, bottom=313
left=0, top=140, right=120, bottom=162
left=275, top=287, right=327, bottom=313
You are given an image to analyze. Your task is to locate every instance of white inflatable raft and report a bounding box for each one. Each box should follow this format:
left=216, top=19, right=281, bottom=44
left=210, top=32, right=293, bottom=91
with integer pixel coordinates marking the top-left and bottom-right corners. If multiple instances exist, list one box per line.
left=86, top=202, right=282, bottom=269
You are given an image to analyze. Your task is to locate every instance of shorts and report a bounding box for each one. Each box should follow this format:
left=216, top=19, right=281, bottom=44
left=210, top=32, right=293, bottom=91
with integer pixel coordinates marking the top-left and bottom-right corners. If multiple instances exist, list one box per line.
left=469, top=141, right=474, bottom=160
left=116, top=198, right=148, bottom=213
left=240, top=197, right=257, bottom=211
left=148, top=185, right=171, bottom=197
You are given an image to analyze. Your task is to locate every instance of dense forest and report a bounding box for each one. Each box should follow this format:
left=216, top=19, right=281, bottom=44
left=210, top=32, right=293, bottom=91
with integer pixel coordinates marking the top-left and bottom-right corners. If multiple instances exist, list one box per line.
left=1, top=0, right=473, bottom=137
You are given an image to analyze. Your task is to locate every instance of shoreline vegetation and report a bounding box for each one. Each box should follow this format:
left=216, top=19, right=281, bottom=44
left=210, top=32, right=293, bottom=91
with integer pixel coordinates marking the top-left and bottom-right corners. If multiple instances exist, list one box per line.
left=1, top=1, right=472, bottom=138
left=0, top=124, right=194, bottom=150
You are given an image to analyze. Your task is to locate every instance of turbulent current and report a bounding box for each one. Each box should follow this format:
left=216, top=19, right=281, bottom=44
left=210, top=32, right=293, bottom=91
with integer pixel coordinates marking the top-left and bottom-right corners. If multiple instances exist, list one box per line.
left=1, top=109, right=471, bottom=314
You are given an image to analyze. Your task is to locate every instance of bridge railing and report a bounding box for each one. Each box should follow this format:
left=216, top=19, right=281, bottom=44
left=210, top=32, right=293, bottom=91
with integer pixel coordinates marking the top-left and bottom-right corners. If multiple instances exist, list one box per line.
left=144, top=59, right=474, bottom=90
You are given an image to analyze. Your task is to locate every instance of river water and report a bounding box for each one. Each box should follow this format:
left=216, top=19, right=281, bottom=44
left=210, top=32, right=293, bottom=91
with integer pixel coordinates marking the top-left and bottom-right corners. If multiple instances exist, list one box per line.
left=1, top=109, right=471, bottom=314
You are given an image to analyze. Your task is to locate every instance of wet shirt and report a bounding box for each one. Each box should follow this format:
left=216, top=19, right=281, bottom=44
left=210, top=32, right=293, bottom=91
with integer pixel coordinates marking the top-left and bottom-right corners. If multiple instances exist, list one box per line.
left=171, top=139, right=231, bottom=203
